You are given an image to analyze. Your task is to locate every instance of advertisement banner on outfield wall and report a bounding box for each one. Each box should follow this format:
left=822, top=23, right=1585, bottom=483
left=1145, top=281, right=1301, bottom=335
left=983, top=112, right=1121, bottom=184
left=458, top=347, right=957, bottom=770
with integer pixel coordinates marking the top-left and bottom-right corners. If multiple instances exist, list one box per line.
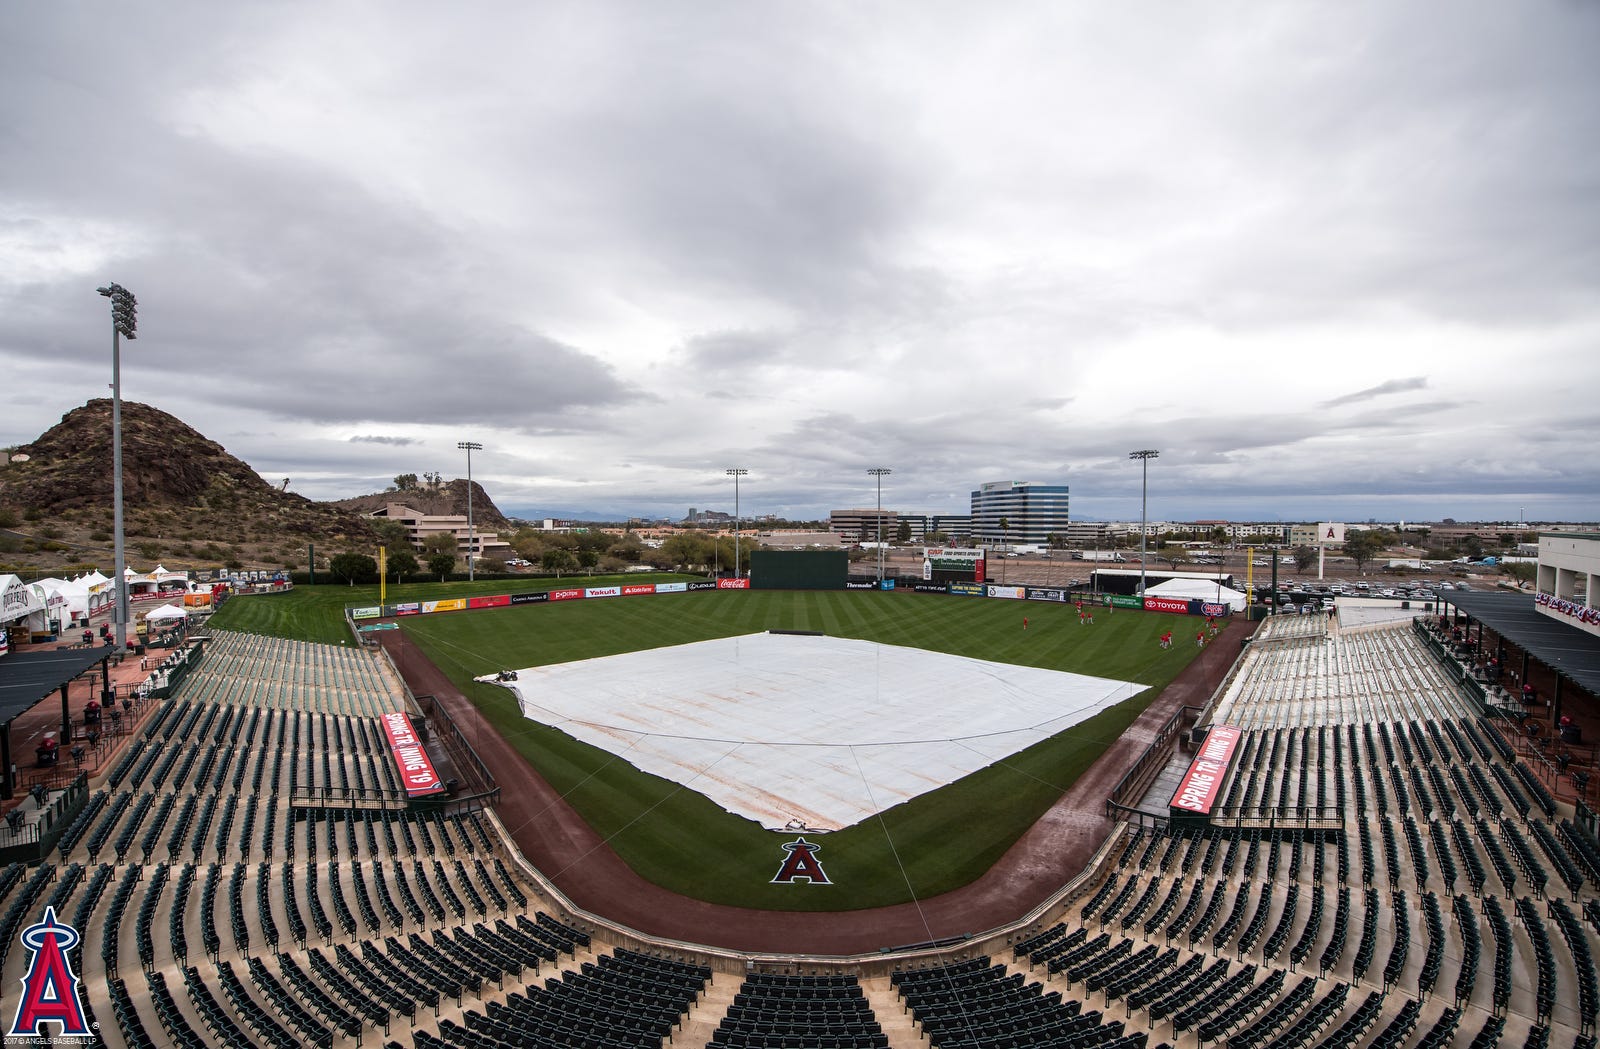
left=1109, top=596, right=1143, bottom=609
left=468, top=594, right=510, bottom=609
left=845, top=581, right=875, bottom=590
left=585, top=586, right=621, bottom=599
left=422, top=598, right=466, bottom=614
left=687, top=581, right=718, bottom=592
left=380, top=711, right=447, bottom=797
left=655, top=582, right=688, bottom=594
left=622, top=584, right=656, bottom=596
left=948, top=582, right=984, bottom=596
left=351, top=606, right=381, bottom=620
left=717, top=578, right=751, bottom=589
left=1143, top=596, right=1193, bottom=615
left=880, top=579, right=896, bottom=591
left=1200, top=602, right=1231, bottom=618
left=394, top=602, right=421, bottom=616
left=986, top=585, right=1026, bottom=600
left=911, top=583, right=949, bottom=594
left=509, top=591, right=549, bottom=605
left=549, top=589, right=584, bottom=602
left=1026, top=588, right=1066, bottom=602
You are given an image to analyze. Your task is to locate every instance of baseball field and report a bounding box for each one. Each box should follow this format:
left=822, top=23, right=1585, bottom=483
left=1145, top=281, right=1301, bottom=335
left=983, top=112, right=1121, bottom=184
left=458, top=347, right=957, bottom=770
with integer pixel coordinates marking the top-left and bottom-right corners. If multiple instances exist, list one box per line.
left=213, top=581, right=1208, bottom=910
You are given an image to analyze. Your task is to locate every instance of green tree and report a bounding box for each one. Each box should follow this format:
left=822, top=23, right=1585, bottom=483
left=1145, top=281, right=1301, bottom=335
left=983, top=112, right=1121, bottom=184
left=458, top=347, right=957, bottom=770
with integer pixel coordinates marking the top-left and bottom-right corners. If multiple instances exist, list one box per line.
left=896, top=520, right=912, bottom=543
left=1461, top=534, right=1485, bottom=560
left=370, top=518, right=410, bottom=551
left=1343, top=530, right=1385, bottom=573
left=608, top=535, right=645, bottom=563
left=1503, top=562, right=1536, bottom=589
left=1292, top=545, right=1318, bottom=574
left=392, top=473, right=419, bottom=492
left=427, top=552, right=456, bottom=580
left=1209, top=526, right=1229, bottom=547
left=421, top=532, right=457, bottom=559
left=577, top=548, right=600, bottom=571
left=329, top=552, right=378, bottom=585
left=661, top=533, right=707, bottom=571
left=386, top=549, right=418, bottom=580
left=541, top=548, right=577, bottom=576
left=998, top=517, right=1009, bottom=550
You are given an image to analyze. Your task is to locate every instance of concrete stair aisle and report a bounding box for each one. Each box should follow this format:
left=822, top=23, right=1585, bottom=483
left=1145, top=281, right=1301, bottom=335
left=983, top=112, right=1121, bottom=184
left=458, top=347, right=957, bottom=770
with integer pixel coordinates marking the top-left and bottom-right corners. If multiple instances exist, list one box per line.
left=668, top=971, right=930, bottom=1049
left=669, top=970, right=739, bottom=1047
left=859, top=974, right=932, bottom=1048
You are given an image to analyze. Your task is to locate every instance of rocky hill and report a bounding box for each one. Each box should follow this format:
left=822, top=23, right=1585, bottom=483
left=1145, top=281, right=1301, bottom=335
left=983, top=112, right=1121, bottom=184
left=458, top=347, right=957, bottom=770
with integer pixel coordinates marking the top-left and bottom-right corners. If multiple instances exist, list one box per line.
left=0, top=399, right=376, bottom=574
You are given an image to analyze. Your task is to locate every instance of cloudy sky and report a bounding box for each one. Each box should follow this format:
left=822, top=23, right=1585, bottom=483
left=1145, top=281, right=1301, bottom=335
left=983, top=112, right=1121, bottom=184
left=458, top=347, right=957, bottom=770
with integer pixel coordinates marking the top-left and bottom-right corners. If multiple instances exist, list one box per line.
left=3, top=2, right=1597, bottom=525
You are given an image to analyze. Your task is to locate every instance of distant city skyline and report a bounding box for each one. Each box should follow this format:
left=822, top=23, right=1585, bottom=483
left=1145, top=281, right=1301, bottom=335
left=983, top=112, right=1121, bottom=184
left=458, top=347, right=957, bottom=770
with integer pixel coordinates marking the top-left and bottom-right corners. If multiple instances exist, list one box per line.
left=3, top=4, right=1597, bottom=526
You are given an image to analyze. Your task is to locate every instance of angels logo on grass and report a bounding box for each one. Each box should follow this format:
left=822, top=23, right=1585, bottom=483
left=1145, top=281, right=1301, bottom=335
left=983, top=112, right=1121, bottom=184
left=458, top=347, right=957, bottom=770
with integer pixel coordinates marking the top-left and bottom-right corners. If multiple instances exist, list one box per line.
left=771, top=836, right=831, bottom=885
left=9, top=906, right=92, bottom=1039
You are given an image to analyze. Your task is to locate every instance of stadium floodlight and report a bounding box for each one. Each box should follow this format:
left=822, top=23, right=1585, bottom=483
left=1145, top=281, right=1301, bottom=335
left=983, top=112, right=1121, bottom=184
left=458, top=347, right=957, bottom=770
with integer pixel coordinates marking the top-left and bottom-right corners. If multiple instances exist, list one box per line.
left=1129, top=450, right=1159, bottom=599
left=726, top=468, right=748, bottom=578
left=97, top=283, right=138, bottom=659
left=458, top=441, right=482, bottom=581
left=868, top=468, right=892, bottom=583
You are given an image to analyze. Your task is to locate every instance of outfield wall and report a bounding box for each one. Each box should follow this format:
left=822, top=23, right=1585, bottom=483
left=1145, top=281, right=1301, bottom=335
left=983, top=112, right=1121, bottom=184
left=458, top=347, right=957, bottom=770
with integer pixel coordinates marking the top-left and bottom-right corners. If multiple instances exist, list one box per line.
left=347, top=575, right=1232, bottom=627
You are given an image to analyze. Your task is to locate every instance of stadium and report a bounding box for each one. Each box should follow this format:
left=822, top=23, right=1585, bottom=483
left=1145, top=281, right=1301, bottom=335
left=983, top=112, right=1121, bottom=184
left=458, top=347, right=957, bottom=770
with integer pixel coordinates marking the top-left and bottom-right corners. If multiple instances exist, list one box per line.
left=2, top=563, right=1600, bottom=1049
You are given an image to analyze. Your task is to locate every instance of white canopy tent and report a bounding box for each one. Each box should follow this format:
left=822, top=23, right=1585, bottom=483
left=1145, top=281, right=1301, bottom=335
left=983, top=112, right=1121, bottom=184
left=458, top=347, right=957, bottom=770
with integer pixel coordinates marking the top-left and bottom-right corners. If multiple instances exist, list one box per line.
left=143, top=603, right=189, bottom=621
left=1144, top=577, right=1249, bottom=612
left=0, top=575, right=46, bottom=625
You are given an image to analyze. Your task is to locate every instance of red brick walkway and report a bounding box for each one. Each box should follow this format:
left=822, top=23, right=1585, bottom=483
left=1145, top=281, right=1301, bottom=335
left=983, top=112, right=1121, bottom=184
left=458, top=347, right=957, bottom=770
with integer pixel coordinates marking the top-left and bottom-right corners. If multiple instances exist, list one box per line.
left=378, top=616, right=1253, bottom=955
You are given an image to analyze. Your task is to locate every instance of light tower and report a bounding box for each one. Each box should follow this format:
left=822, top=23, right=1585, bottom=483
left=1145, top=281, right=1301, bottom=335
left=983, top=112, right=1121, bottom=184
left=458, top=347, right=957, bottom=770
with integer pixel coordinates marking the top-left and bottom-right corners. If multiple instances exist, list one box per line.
left=457, top=441, right=482, bottom=581
left=868, top=467, right=892, bottom=583
left=1129, top=449, right=1159, bottom=599
left=726, top=468, right=748, bottom=578
left=97, top=282, right=137, bottom=654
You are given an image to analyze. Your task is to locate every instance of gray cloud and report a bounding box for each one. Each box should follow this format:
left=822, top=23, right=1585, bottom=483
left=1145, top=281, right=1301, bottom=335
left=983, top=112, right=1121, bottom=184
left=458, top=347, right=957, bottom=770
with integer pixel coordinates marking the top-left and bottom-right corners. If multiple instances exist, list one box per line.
left=1319, top=378, right=1430, bottom=409
left=348, top=435, right=421, bottom=446
left=1, top=2, right=1597, bottom=524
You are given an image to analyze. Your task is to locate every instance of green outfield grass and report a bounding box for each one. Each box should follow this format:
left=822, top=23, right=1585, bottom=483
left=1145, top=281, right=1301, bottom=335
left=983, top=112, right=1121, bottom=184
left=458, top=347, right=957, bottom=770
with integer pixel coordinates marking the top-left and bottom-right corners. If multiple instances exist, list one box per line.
left=397, top=590, right=1208, bottom=911
left=204, top=573, right=700, bottom=645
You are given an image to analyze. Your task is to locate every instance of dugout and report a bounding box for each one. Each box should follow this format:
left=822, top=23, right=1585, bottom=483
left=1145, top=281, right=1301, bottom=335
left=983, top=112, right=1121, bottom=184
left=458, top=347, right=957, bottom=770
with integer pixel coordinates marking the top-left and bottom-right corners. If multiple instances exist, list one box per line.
left=750, top=550, right=848, bottom=590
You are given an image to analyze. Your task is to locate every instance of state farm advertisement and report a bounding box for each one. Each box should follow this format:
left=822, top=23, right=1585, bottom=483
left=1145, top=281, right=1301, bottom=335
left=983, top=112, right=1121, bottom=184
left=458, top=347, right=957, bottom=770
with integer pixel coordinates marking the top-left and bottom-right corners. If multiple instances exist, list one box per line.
left=622, top=584, right=656, bottom=596
left=1143, top=596, right=1192, bottom=615
left=1169, top=725, right=1243, bottom=816
left=380, top=711, right=446, bottom=797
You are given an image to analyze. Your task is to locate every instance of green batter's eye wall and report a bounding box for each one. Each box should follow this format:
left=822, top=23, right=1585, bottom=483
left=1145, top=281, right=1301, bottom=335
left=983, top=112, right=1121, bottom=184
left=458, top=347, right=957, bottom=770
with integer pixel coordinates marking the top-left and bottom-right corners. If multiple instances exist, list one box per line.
left=749, top=550, right=849, bottom=590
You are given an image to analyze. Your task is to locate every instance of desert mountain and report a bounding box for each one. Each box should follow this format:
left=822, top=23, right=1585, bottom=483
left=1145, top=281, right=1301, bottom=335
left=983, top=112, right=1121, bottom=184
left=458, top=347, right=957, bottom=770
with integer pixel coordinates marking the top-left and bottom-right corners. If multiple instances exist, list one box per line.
left=0, top=399, right=376, bottom=572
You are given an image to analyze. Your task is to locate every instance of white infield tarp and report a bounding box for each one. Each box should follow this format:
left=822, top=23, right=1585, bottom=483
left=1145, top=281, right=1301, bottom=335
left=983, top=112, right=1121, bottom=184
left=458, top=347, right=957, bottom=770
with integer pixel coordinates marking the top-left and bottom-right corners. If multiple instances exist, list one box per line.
left=488, top=633, right=1144, bottom=831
